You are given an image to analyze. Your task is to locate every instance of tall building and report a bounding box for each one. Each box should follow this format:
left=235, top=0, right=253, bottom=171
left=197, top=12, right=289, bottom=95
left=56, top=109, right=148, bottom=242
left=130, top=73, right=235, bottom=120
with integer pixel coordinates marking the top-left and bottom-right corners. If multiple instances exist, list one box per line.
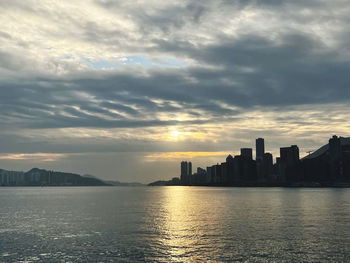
left=197, top=167, right=206, bottom=174
left=262, top=153, right=273, bottom=180
left=329, top=135, right=342, bottom=159
left=180, top=161, right=192, bottom=185
left=329, top=135, right=342, bottom=180
left=233, top=155, right=257, bottom=182
left=206, top=166, right=213, bottom=184
left=279, top=145, right=300, bottom=182
left=256, top=138, right=265, bottom=161
left=221, top=162, right=228, bottom=184
left=263, top=153, right=273, bottom=168
left=181, top=161, right=188, bottom=185
left=226, top=154, right=235, bottom=185
left=192, top=167, right=207, bottom=185
left=241, top=148, right=253, bottom=160
left=213, top=164, right=222, bottom=184
left=181, top=161, right=187, bottom=179
left=280, top=145, right=299, bottom=165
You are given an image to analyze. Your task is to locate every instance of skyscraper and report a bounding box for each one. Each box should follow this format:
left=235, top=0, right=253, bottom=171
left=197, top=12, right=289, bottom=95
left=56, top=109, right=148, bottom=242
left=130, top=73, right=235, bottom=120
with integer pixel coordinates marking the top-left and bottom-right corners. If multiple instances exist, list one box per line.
left=279, top=145, right=300, bottom=182
left=256, top=138, right=265, bottom=161
left=180, top=161, right=192, bottom=185
left=181, top=161, right=188, bottom=184
left=329, top=135, right=342, bottom=180
left=280, top=145, right=299, bottom=165
left=329, top=135, right=342, bottom=159
left=241, top=148, right=253, bottom=160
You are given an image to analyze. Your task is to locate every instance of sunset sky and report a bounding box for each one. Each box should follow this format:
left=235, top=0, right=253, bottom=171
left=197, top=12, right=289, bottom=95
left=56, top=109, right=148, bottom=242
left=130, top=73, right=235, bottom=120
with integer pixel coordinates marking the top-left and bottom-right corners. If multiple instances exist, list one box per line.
left=1, top=0, right=350, bottom=183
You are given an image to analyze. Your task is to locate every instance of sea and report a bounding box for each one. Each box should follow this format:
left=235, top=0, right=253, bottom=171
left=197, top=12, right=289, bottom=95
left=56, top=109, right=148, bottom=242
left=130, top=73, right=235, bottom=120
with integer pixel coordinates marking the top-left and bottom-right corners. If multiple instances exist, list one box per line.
left=1, top=186, right=350, bottom=262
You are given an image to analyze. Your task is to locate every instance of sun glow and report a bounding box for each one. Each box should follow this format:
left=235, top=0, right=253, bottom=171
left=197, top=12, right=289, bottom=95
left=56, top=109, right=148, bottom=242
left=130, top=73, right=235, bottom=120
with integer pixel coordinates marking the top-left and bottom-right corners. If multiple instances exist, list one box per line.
left=168, top=130, right=182, bottom=141
left=144, top=151, right=229, bottom=162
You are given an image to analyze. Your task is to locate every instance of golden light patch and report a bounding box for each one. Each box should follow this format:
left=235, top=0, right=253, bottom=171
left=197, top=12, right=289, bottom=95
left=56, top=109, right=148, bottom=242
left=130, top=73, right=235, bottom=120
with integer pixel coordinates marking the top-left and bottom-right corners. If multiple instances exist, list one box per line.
left=144, top=151, right=229, bottom=162
left=0, top=153, right=66, bottom=162
left=166, top=128, right=209, bottom=142
left=168, top=130, right=182, bottom=141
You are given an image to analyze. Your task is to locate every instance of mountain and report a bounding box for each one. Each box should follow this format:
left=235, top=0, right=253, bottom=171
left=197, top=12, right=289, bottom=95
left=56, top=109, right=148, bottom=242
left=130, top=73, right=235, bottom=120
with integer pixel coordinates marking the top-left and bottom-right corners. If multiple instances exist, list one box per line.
left=104, top=180, right=144, bottom=186
left=82, top=175, right=144, bottom=186
left=0, top=168, right=110, bottom=186
left=148, top=177, right=181, bottom=186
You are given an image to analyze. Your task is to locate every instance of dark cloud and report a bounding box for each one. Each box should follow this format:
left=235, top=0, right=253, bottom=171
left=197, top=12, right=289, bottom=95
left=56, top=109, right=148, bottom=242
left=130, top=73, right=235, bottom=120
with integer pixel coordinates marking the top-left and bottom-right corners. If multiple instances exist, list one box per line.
left=1, top=29, right=350, bottom=129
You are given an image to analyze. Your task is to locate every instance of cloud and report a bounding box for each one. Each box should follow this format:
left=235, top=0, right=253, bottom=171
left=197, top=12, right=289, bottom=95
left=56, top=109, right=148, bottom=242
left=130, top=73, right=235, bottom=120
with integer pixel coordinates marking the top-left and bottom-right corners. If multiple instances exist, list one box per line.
left=0, top=153, right=66, bottom=162
left=144, top=152, right=229, bottom=162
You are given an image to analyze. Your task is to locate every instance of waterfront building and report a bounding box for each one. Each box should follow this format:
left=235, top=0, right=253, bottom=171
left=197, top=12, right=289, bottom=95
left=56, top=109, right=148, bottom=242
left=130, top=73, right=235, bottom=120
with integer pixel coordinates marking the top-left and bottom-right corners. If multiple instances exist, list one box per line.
left=211, top=164, right=222, bottom=184
left=226, top=155, right=235, bottom=184
left=181, top=161, right=192, bottom=185
left=262, top=153, right=273, bottom=180
left=206, top=166, right=213, bottom=184
left=280, top=145, right=300, bottom=182
left=280, top=145, right=299, bottom=165
left=329, top=135, right=343, bottom=181
left=256, top=138, right=265, bottom=161
left=221, top=162, right=228, bottom=184
left=241, top=148, right=253, bottom=160
left=192, top=167, right=207, bottom=185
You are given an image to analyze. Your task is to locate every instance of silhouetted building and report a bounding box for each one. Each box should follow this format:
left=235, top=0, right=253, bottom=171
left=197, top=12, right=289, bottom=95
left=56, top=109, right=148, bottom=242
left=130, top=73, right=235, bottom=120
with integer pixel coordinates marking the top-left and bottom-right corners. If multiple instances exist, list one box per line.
left=241, top=148, right=253, bottom=160
left=181, top=161, right=187, bottom=183
left=256, top=138, right=265, bottom=161
left=221, top=162, right=228, bottom=184
left=301, top=156, right=330, bottom=182
left=276, top=157, right=280, bottom=166
left=299, top=135, right=350, bottom=183
left=280, top=145, right=300, bottom=182
left=329, top=135, right=343, bottom=181
left=197, top=167, right=206, bottom=175
left=329, top=135, right=342, bottom=158
left=261, top=152, right=273, bottom=181
left=256, top=138, right=265, bottom=180
left=171, top=177, right=181, bottom=185
left=280, top=145, right=300, bottom=164
left=208, top=164, right=220, bottom=184
left=226, top=154, right=235, bottom=185
left=233, top=155, right=257, bottom=182
left=233, top=155, right=244, bottom=182
left=176, top=135, right=350, bottom=187
left=181, top=161, right=192, bottom=185
left=191, top=167, right=207, bottom=185
left=212, top=164, right=222, bottom=184
left=206, top=166, right=213, bottom=184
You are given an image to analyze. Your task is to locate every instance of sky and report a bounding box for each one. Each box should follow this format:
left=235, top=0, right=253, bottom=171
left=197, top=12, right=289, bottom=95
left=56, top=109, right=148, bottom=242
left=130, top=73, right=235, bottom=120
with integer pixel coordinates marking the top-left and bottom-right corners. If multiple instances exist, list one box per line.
left=1, top=0, right=350, bottom=183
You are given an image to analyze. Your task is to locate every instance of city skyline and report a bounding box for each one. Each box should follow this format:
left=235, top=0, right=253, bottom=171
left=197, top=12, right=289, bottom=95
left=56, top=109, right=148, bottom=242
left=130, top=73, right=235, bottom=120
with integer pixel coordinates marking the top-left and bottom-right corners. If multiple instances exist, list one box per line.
left=175, top=135, right=350, bottom=187
left=1, top=1, right=350, bottom=183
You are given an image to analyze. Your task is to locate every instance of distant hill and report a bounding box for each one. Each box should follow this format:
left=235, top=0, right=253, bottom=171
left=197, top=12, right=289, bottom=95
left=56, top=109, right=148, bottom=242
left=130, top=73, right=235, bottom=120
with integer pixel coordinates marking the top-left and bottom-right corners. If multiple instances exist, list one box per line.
left=148, top=177, right=181, bottom=186
left=82, top=174, right=144, bottom=186
left=0, top=168, right=110, bottom=186
left=104, top=180, right=144, bottom=186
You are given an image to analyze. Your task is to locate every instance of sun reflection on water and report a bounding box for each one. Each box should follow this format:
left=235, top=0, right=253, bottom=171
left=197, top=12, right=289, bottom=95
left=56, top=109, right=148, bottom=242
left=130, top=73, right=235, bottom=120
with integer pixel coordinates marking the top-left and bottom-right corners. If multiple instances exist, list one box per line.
left=162, top=187, right=192, bottom=261
left=156, top=187, right=225, bottom=262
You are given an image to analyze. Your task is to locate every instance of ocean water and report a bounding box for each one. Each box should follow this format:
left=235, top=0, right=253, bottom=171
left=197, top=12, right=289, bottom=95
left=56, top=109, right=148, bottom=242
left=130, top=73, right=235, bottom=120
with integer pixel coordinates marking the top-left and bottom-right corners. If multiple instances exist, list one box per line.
left=1, top=187, right=350, bottom=262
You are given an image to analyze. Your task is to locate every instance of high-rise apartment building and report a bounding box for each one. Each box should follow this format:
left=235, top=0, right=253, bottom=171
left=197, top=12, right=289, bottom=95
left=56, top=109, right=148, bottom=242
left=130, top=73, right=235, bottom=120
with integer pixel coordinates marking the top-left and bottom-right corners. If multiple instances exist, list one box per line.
left=180, top=161, right=192, bottom=185
left=256, top=138, right=265, bottom=161
left=241, top=148, right=253, bottom=160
